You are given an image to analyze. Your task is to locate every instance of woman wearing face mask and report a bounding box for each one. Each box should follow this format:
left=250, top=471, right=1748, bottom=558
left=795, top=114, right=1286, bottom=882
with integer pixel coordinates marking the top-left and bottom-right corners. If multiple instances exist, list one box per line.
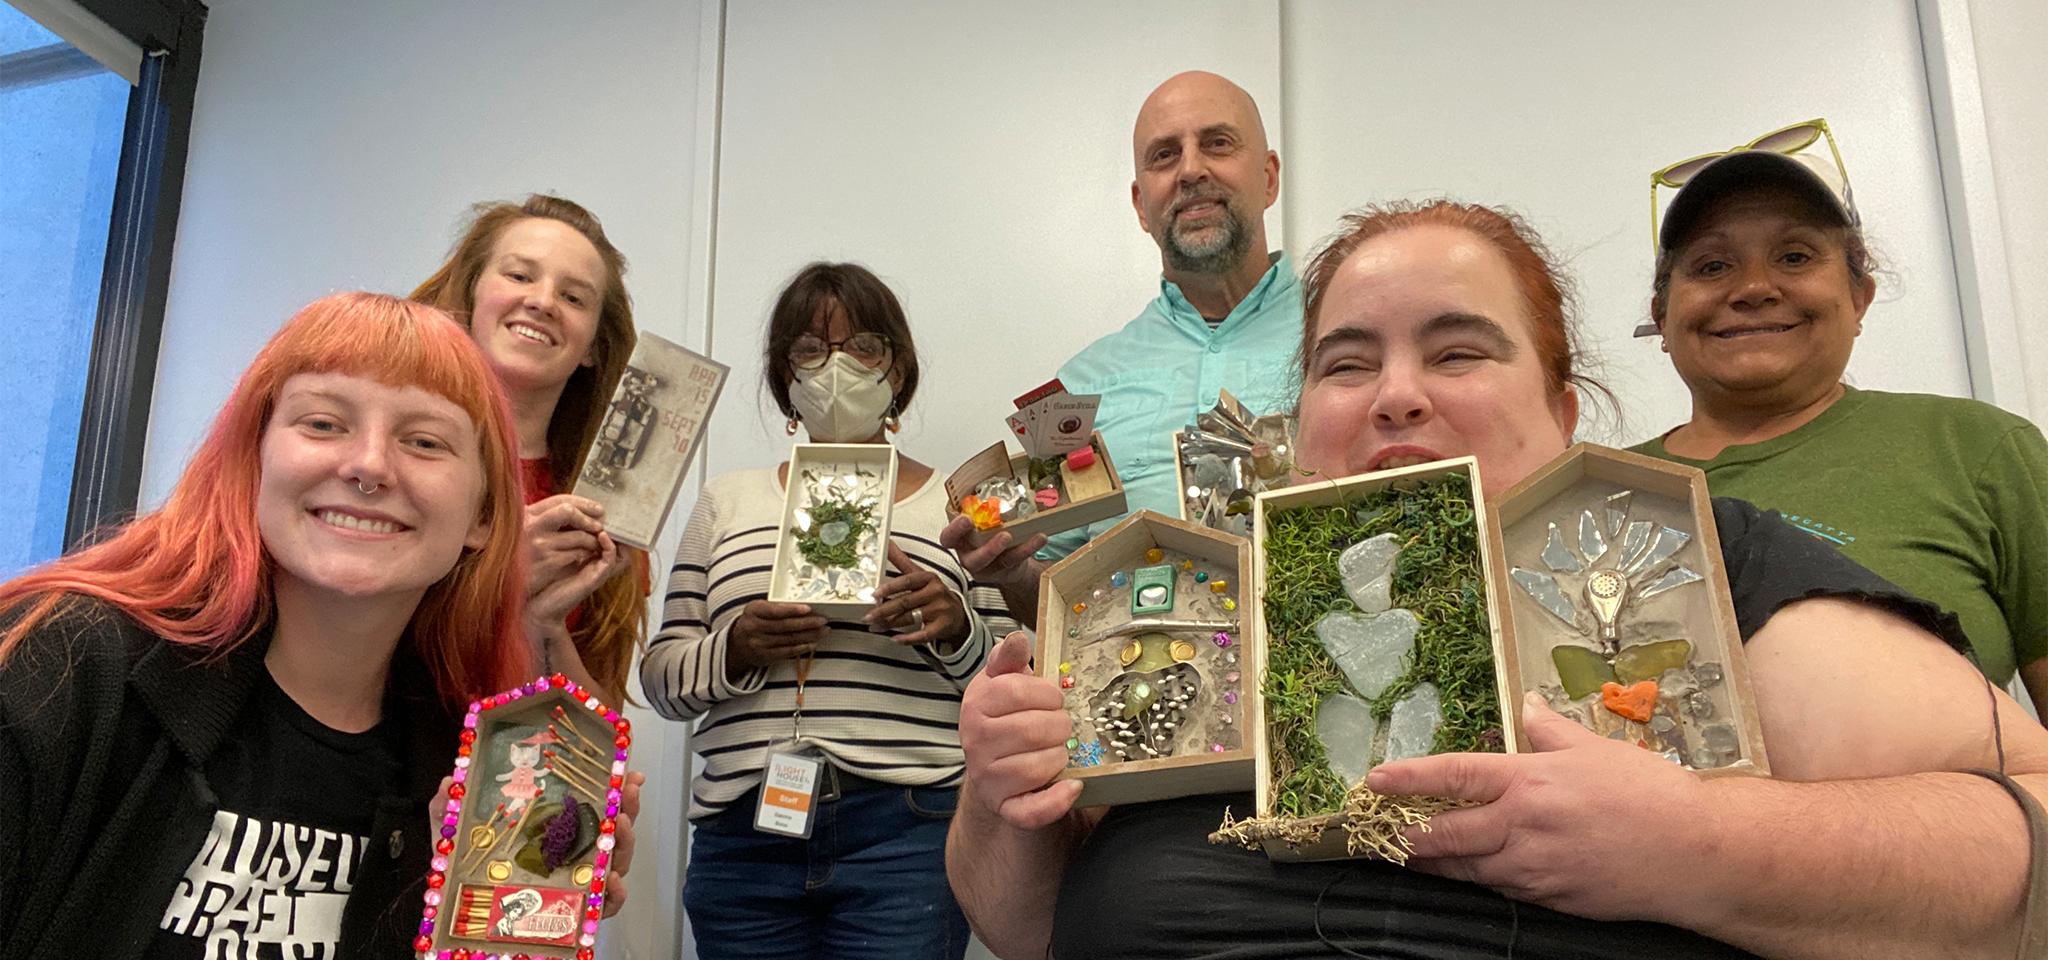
left=643, top=262, right=1012, bottom=960
left=413, top=195, right=648, bottom=707
left=1629, top=122, right=2048, bottom=716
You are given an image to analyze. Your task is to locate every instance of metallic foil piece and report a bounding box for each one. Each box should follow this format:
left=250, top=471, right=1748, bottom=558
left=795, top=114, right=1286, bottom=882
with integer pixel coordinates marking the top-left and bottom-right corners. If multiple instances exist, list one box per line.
left=1604, top=490, right=1633, bottom=537
left=1638, top=565, right=1703, bottom=599
left=1511, top=567, right=1578, bottom=626
left=1626, top=526, right=1692, bottom=575
left=1176, top=392, right=1297, bottom=534
left=1578, top=510, right=1607, bottom=564
left=1542, top=522, right=1583, bottom=573
left=1618, top=521, right=1654, bottom=571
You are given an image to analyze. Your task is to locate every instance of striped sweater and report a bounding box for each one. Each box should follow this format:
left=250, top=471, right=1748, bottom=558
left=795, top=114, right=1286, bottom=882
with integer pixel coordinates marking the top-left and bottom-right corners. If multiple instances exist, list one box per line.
left=641, top=465, right=1017, bottom=818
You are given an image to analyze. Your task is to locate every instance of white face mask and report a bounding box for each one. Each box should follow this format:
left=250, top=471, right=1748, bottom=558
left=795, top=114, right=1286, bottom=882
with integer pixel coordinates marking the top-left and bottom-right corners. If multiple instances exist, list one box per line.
left=790, top=352, right=895, bottom=442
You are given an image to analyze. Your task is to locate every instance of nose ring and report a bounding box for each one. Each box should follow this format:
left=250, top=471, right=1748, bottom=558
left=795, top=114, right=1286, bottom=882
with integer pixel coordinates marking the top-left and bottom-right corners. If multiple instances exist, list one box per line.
left=358, top=480, right=380, bottom=495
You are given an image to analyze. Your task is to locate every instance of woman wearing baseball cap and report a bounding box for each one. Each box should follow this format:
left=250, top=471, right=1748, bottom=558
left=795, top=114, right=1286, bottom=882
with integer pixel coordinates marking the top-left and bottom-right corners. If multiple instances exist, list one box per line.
left=1632, top=119, right=2048, bottom=716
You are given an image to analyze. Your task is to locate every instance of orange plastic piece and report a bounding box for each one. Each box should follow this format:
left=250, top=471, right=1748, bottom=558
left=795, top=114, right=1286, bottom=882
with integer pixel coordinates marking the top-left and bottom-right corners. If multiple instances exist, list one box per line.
left=1599, top=680, right=1658, bottom=723
left=961, top=495, right=1004, bottom=531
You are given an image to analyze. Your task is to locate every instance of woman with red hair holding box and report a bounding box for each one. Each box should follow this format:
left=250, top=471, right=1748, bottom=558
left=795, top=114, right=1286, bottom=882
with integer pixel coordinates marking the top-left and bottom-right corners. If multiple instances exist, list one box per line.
left=0, top=292, right=638, bottom=960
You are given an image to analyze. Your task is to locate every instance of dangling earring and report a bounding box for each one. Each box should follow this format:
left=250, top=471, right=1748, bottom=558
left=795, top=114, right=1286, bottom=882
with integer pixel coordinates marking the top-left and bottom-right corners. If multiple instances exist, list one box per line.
left=884, top=403, right=902, bottom=434
left=786, top=416, right=801, bottom=436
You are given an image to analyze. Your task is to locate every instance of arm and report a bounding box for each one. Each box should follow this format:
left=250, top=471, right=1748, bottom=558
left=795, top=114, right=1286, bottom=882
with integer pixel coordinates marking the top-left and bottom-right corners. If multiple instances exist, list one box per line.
left=522, top=495, right=631, bottom=703
left=940, top=515, right=1047, bottom=624
left=945, top=632, right=1100, bottom=958
left=639, top=490, right=766, bottom=719
left=1375, top=597, right=2048, bottom=960
left=1978, top=424, right=2048, bottom=720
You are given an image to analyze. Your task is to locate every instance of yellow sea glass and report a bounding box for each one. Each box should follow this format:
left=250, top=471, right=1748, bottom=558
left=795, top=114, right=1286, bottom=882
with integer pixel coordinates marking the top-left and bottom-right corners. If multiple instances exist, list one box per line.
left=1551, top=645, right=1617, bottom=700
left=1614, top=639, right=1692, bottom=685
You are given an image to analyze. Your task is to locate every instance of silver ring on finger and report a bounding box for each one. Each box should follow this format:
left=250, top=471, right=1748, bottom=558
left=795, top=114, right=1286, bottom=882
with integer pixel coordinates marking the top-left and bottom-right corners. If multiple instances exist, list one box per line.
left=910, top=607, right=925, bottom=632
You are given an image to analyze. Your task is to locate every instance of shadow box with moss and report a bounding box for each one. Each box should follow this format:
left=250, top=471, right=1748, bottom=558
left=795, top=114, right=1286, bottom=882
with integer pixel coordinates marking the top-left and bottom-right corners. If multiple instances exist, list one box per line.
left=1215, top=458, right=1515, bottom=862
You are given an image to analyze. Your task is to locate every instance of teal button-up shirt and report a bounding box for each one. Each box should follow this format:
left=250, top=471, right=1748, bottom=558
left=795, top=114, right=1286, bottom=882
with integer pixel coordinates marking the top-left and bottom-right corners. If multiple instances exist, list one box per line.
left=1044, top=252, right=1303, bottom=559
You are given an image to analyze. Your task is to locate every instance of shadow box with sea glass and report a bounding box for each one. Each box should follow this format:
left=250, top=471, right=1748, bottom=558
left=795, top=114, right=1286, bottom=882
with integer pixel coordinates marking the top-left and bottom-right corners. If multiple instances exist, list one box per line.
left=1036, top=509, right=1254, bottom=807
left=1487, top=443, right=1768, bottom=776
left=1222, top=458, right=1517, bottom=862
left=417, top=674, right=632, bottom=960
left=767, top=443, right=900, bottom=620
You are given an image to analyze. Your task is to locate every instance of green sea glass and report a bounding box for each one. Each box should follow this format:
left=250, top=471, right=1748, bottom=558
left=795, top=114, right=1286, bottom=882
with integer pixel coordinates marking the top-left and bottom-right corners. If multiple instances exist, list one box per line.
left=1551, top=645, right=1617, bottom=700
left=1614, top=639, right=1692, bottom=684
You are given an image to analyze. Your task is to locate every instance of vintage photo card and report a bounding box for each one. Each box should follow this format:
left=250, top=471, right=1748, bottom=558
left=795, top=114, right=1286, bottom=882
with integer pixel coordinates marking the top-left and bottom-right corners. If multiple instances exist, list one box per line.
left=570, top=332, right=729, bottom=551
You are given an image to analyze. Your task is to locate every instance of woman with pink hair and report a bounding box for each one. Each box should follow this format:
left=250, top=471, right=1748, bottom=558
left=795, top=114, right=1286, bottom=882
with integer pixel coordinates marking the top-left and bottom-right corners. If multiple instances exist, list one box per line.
left=0, top=293, right=637, bottom=960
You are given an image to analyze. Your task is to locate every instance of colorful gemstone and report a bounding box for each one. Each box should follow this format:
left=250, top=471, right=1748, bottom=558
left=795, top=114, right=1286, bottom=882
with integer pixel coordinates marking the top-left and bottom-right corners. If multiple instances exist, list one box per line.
left=1212, top=632, right=1232, bottom=648
left=1223, top=691, right=1238, bottom=704
left=1222, top=598, right=1237, bottom=611
left=1210, top=581, right=1228, bottom=594
left=1092, top=588, right=1106, bottom=601
left=1072, top=602, right=1087, bottom=614
left=1145, top=549, right=1164, bottom=564
left=1212, top=743, right=1226, bottom=752
left=1110, top=571, right=1131, bottom=588
left=1059, top=662, right=1072, bottom=674
left=1066, top=738, right=1079, bottom=750
left=1180, top=559, right=1195, bottom=571
left=1061, top=676, right=1076, bottom=689
left=1067, top=627, right=1079, bottom=638
left=1194, top=571, right=1208, bottom=582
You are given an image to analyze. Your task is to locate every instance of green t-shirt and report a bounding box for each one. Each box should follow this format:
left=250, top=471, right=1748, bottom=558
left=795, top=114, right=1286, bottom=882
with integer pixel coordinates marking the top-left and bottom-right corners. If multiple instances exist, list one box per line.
left=1632, top=385, right=2048, bottom=682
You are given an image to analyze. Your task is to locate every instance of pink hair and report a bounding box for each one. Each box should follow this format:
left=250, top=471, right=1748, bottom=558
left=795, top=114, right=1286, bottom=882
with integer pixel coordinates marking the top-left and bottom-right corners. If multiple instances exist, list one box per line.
left=0, top=292, right=530, bottom=706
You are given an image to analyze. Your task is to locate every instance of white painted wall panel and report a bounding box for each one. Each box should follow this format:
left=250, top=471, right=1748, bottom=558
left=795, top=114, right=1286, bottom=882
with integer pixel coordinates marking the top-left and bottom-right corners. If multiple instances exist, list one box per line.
left=1282, top=0, right=1970, bottom=445
left=706, top=1, right=1283, bottom=479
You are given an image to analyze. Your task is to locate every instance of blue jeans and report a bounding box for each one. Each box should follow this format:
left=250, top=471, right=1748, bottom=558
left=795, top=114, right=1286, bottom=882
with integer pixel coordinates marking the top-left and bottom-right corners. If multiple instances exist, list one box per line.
left=684, top=783, right=969, bottom=960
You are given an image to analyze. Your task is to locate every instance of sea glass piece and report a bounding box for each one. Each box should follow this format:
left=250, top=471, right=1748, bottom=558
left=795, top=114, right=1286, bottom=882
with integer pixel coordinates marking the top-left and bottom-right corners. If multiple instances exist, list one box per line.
left=1542, top=523, right=1582, bottom=573
left=1551, top=645, right=1618, bottom=699
left=1315, top=610, right=1418, bottom=700
left=1385, top=682, right=1442, bottom=761
left=819, top=521, right=850, bottom=546
left=1122, top=681, right=1157, bottom=720
left=1682, top=690, right=1716, bottom=720
left=1578, top=510, right=1607, bottom=564
left=1614, top=639, right=1692, bottom=684
left=1694, top=661, right=1724, bottom=688
left=1512, top=568, right=1577, bottom=626
left=1638, top=565, right=1704, bottom=599
left=1626, top=527, right=1692, bottom=575
left=1338, top=533, right=1403, bottom=614
left=1316, top=692, right=1379, bottom=788
left=1604, top=490, right=1633, bottom=536
left=1702, top=723, right=1741, bottom=764
left=1618, top=521, right=1654, bottom=572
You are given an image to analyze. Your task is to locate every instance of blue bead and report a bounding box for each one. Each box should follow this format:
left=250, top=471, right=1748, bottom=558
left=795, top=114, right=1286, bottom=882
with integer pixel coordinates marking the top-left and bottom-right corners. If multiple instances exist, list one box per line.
left=1110, top=571, right=1130, bottom=588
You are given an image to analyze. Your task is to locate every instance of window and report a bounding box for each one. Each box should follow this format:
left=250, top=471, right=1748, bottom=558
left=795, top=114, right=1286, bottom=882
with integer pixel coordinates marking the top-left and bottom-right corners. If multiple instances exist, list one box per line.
left=0, top=4, right=130, bottom=571
left=0, top=0, right=206, bottom=574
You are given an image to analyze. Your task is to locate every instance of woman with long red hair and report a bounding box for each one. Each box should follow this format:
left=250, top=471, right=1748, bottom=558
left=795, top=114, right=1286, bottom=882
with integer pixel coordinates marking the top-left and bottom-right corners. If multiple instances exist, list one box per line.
left=0, top=293, right=632, bottom=960
left=413, top=195, right=649, bottom=707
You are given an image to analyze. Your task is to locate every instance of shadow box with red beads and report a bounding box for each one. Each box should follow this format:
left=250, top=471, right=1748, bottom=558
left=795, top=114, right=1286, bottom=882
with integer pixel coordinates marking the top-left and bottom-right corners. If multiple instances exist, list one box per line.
left=416, top=673, right=632, bottom=960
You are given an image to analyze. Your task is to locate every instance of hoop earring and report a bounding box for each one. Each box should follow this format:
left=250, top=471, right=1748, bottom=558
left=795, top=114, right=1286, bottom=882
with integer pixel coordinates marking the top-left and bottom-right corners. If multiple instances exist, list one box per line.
left=786, top=417, right=801, bottom=436
left=884, top=403, right=901, bottom=434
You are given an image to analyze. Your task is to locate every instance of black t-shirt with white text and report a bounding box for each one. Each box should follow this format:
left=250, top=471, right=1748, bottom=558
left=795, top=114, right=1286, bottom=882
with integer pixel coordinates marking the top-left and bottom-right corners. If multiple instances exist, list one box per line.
left=150, top=669, right=404, bottom=960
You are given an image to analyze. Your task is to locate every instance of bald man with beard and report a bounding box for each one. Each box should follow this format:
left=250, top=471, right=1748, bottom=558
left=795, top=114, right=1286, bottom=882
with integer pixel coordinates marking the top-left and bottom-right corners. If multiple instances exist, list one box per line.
left=941, top=71, right=1301, bottom=621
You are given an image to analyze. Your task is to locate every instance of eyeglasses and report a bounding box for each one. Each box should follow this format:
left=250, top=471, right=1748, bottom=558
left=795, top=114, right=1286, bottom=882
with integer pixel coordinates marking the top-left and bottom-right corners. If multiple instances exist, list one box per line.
left=789, top=331, right=893, bottom=371
left=1649, top=117, right=1851, bottom=250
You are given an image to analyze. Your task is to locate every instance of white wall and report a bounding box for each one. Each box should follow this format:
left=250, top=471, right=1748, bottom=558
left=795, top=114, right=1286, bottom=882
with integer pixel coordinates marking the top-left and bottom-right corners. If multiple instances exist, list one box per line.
left=1283, top=0, right=1971, bottom=445
left=1970, top=0, right=2048, bottom=420
left=703, top=1, right=1284, bottom=478
left=147, top=1, right=708, bottom=957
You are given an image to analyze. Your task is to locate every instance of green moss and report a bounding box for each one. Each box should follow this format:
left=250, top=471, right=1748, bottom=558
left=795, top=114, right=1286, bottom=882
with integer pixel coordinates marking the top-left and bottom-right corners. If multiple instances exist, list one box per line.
left=1260, top=473, right=1501, bottom=819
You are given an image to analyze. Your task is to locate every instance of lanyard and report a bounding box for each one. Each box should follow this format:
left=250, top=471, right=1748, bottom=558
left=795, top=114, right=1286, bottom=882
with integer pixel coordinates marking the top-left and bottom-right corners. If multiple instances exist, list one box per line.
left=792, top=650, right=815, bottom=741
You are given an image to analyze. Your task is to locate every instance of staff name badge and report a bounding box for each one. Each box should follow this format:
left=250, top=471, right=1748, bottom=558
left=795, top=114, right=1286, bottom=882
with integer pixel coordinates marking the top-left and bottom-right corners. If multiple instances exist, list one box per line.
left=754, top=748, right=822, bottom=838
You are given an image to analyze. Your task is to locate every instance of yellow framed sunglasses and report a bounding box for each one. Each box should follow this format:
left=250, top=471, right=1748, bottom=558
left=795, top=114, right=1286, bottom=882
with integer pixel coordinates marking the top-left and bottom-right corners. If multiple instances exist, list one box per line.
left=1649, top=117, right=1850, bottom=250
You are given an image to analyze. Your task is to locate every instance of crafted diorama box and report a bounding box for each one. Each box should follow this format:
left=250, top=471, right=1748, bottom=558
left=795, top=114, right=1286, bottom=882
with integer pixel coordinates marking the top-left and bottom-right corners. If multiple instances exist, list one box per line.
left=419, top=676, right=632, bottom=960
left=1487, top=443, right=1768, bottom=776
left=944, top=378, right=1126, bottom=546
left=1173, top=389, right=1300, bottom=538
left=768, top=443, right=900, bottom=619
left=1219, top=447, right=1768, bottom=863
left=1035, top=509, right=1254, bottom=807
